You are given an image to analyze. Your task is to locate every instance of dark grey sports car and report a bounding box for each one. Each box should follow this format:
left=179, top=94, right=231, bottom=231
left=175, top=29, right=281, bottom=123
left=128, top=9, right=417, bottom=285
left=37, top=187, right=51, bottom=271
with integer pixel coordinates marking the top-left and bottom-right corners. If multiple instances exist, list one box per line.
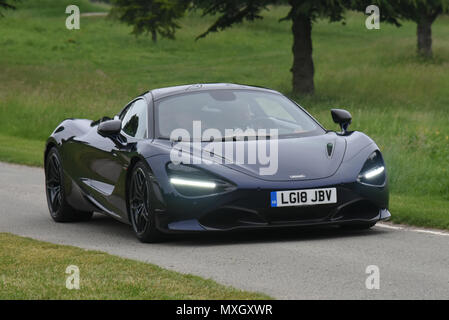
left=44, top=83, right=390, bottom=242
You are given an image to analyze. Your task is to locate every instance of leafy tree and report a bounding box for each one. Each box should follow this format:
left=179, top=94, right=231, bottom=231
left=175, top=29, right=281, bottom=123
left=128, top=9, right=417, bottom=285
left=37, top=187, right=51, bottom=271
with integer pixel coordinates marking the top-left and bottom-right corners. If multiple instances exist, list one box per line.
left=389, top=0, right=449, bottom=58
left=117, top=1, right=448, bottom=94
left=110, top=0, right=189, bottom=42
left=192, top=0, right=357, bottom=95
left=0, top=0, right=19, bottom=17
left=112, top=0, right=366, bottom=94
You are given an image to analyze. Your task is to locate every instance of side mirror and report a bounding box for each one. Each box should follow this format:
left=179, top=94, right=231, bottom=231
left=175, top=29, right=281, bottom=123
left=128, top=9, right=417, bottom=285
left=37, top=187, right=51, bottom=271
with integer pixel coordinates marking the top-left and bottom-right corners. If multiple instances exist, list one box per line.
left=331, top=109, right=352, bottom=135
left=98, top=119, right=122, bottom=136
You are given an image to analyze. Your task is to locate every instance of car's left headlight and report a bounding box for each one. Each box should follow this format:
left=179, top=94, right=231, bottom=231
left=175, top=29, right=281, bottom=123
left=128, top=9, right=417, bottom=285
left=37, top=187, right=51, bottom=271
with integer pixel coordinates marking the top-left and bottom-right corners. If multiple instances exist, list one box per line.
left=357, top=151, right=386, bottom=186
left=166, top=163, right=235, bottom=197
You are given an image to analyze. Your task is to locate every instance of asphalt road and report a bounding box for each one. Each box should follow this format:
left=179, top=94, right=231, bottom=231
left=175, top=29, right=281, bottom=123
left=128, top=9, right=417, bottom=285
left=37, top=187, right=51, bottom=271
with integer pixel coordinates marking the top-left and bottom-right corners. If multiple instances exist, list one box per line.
left=0, top=162, right=448, bottom=299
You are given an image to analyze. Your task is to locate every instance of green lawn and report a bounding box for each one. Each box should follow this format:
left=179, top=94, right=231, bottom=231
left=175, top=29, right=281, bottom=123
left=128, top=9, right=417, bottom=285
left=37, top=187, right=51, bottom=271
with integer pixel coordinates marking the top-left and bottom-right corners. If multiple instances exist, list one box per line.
left=0, top=0, right=448, bottom=229
left=0, top=233, right=271, bottom=299
left=390, top=194, right=449, bottom=230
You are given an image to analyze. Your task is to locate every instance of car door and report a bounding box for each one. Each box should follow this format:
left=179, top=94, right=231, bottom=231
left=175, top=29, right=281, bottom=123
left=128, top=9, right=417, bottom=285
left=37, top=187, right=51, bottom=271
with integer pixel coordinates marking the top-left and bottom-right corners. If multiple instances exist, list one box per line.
left=81, top=98, right=150, bottom=219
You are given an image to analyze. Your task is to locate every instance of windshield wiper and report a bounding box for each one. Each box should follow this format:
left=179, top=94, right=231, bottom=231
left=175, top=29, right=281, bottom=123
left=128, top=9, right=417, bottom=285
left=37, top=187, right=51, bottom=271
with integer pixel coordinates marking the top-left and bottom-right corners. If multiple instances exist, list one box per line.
left=219, top=135, right=271, bottom=142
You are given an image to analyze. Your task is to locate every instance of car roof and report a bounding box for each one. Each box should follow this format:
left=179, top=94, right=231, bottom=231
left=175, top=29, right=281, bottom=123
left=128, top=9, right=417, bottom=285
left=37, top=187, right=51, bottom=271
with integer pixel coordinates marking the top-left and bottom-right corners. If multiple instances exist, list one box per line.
left=144, top=83, right=281, bottom=101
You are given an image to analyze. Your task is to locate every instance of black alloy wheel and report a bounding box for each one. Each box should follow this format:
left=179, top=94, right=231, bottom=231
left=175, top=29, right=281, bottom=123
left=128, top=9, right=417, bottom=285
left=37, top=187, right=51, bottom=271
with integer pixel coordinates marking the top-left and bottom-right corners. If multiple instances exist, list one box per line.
left=129, top=162, right=162, bottom=243
left=46, top=153, right=63, bottom=214
left=45, top=147, right=93, bottom=222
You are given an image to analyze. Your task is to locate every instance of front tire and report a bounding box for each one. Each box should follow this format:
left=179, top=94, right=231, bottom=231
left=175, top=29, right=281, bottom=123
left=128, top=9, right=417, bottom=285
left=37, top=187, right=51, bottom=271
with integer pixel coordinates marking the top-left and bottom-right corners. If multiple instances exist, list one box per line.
left=45, top=147, right=93, bottom=222
left=128, top=162, right=163, bottom=243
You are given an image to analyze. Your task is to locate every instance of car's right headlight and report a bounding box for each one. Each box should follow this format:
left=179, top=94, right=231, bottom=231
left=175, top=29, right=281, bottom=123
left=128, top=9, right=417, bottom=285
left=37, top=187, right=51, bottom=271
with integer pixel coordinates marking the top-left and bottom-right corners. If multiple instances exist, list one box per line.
left=166, top=163, right=235, bottom=197
left=357, top=151, right=386, bottom=186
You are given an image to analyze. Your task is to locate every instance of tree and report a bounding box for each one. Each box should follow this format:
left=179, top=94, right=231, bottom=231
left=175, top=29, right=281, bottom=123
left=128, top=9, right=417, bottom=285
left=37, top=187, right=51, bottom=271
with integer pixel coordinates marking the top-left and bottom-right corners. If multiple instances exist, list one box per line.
left=110, top=0, right=189, bottom=42
left=0, top=0, right=19, bottom=17
left=110, top=1, right=412, bottom=95
left=389, top=0, right=449, bottom=58
left=193, top=0, right=356, bottom=95
left=112, top=0, right=361, bottom=94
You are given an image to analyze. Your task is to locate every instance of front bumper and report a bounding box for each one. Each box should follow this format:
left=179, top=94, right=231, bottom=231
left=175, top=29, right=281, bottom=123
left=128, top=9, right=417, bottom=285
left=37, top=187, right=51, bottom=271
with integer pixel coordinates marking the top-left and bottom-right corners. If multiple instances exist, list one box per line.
left=155, top=182, right=390, bottom=233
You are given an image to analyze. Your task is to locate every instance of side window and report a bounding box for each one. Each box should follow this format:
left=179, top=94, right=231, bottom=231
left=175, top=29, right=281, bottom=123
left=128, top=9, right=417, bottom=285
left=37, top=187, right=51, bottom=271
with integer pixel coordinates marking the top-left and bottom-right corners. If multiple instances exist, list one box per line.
left=121, top=99, right=148, bottom=139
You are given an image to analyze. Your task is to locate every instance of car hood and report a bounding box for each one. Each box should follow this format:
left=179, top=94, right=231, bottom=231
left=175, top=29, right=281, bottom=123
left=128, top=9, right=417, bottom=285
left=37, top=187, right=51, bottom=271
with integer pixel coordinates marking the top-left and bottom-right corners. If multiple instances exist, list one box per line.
left=223, top=134, right=346, bottom=181
left=157, top=132, right=347, bottom=182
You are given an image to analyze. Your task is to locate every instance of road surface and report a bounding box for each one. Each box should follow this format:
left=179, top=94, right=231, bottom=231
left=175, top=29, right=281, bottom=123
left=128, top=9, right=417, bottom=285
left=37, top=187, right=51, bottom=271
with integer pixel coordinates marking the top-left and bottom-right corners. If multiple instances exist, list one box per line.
left=0, top=162, right=448, bottom=299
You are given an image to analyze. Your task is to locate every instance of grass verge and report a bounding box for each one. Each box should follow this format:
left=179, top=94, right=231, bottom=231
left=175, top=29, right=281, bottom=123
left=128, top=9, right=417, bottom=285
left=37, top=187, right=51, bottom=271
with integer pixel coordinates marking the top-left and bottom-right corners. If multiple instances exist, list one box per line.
left=0, top=233, right=271, bottom=300
left=0, top=135, right=44, bottom=167
left=389, top=194, right=449, bottom=230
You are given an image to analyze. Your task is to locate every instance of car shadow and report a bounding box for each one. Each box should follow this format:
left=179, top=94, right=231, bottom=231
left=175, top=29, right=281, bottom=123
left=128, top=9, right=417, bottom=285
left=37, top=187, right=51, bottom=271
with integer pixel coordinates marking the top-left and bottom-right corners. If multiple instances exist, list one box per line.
left=88, top=213, right=389, bottom=246
left=165, top=225, right=388, bottom=247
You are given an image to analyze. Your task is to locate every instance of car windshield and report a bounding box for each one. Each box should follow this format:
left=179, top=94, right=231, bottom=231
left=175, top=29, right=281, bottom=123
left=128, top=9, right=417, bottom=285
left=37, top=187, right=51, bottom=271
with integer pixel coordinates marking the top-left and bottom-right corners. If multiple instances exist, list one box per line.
left=156, top=90, right=324, bottom=140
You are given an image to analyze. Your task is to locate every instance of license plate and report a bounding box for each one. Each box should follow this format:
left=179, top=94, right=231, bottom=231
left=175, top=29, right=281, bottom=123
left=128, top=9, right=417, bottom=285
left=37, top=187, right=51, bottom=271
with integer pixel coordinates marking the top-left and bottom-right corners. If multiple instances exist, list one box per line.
left=270, top=188, right=337, bottom=208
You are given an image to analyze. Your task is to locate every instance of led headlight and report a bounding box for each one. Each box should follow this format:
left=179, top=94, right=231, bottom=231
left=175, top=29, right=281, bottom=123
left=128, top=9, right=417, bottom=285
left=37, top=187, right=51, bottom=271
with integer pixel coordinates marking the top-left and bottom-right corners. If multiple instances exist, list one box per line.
left=357, top=151, right=386, bottom=186
left=170, top=178, right=216, bottom=189
left=166, top=163, right=234, bottom=197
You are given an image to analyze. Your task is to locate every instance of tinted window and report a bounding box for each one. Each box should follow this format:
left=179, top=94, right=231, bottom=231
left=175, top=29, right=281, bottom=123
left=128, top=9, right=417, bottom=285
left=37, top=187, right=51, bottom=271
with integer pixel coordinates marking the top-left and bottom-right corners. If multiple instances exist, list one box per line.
left=156, top=90, right=323, bottom=139
left=121, top=99, right=148, bottom=139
